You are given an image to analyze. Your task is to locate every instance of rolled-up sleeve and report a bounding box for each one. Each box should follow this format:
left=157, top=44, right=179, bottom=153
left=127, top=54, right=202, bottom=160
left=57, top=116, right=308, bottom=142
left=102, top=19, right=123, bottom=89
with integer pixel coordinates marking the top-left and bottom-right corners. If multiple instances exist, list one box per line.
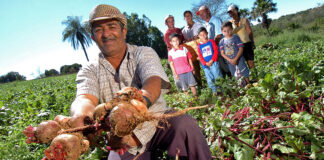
left=136, top=47, right=171, bottom=91
left=75, top=64, right=99, bottom=98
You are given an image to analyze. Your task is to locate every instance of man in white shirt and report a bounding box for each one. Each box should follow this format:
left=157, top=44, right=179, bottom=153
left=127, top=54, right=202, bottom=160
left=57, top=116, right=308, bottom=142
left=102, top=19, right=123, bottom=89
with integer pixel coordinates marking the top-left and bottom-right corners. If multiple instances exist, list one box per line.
left=196, top=5, right=232, bottom=78
left=196, top=5, right=222, bottom=44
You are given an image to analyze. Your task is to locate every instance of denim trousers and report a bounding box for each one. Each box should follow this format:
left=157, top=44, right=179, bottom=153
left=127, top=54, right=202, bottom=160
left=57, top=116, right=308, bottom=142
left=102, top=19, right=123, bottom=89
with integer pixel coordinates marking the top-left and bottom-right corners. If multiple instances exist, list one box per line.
left=203, top=61, right=223, bottom=93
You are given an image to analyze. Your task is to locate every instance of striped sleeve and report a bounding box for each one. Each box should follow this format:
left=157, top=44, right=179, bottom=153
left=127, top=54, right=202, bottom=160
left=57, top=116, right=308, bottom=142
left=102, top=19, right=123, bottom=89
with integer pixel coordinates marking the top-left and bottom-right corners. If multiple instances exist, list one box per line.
left=235, top=35, right=244, bottom=48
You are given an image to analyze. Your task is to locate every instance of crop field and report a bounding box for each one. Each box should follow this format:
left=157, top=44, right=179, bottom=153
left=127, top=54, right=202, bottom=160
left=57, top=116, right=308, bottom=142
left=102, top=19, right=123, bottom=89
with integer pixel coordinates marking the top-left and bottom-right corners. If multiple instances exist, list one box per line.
left=0, top=40, right=323, bottom=159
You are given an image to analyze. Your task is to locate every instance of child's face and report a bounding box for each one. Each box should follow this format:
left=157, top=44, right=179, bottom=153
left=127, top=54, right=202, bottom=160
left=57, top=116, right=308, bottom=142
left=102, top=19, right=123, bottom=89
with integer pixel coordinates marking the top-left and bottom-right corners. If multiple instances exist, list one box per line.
left=222, top=26, right=233, bottom=37
left=170, top=37, right=180, bottom=48
left=198, top=31, right=208, bottom=42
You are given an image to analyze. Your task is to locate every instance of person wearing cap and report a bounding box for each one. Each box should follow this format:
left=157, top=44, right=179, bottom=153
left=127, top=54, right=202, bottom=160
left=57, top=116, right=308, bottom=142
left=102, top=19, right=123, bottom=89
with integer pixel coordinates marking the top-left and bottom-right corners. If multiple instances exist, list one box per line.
left=197, top=5, right=232, bottom=78
left=70, top=4, right=212, bottom=160
left=196, top=5, right=222, bottom=44
left=227, top=4, right=256, bottom=69
left=182, top=10, right=203, bottom=86
left=163, top=15, right=184, bottom=51
left=163, top=14, right=185, bottom=91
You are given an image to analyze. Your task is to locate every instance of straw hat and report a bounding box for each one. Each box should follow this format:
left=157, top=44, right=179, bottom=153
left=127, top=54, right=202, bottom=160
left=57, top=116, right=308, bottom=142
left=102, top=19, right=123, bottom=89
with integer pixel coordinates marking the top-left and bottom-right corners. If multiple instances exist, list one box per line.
left=89, top=4, right=127, bottom=27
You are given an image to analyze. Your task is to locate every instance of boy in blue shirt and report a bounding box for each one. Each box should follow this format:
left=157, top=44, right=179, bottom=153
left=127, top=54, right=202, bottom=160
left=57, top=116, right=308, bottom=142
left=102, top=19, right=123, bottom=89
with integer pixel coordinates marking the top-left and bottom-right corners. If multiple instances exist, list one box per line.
left=219, top=21, right=250, bottom=85
left=197, top=27, right=223, bottom=93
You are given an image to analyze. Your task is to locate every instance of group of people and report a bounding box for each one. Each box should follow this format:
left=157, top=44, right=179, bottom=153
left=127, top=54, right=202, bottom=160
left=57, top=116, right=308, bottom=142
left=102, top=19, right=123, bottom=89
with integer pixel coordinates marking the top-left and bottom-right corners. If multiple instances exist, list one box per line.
left=69, top=3, right=256, bottom=160
left=164, top=4, right=256, bottom=96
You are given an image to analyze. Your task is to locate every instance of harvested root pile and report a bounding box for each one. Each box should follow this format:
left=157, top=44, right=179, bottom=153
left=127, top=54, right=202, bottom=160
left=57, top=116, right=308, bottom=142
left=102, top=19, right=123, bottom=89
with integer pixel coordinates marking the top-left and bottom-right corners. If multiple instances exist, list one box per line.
left=24, top=87, right=207, bottom=160
left=23, top=115, right=90, bottom=160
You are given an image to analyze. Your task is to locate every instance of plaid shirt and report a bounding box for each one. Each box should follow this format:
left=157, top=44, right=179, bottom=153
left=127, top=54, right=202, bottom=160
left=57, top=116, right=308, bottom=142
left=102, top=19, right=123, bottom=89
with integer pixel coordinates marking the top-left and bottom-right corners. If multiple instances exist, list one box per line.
left=76, top=44, right=171, bottom=154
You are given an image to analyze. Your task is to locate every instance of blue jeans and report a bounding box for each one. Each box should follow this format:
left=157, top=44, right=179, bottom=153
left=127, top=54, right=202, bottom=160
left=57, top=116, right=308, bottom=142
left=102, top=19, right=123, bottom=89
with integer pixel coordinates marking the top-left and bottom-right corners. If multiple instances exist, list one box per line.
left=203, top=62, right=223, bottom=93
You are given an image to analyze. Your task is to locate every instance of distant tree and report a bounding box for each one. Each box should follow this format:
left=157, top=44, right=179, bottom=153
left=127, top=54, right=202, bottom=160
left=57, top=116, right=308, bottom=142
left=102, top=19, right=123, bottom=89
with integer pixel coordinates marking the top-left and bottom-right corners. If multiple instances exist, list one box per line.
left=124, top=13, right=167, bottom=58
left=191, top=0, right=228, bottom=23
left=45, top=69, right=59, bottom=77
left=251, top=0, right=277, bottom=36
left=62, top=16, right=92, bottom=61
left=239, top=8, right=252, bottom=21
left=60, top=63, right=82, bottom=74
left=0, top=72, right=26, bottom=83
left=148, top=26, right=168, bottom=58
left=125, top=13, right=150, bottom=46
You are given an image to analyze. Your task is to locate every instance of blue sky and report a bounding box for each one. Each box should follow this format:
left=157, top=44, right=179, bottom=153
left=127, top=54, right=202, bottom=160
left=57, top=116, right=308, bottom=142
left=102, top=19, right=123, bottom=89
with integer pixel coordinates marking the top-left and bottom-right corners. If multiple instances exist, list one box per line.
left=0, top=0, right=323, bottom=80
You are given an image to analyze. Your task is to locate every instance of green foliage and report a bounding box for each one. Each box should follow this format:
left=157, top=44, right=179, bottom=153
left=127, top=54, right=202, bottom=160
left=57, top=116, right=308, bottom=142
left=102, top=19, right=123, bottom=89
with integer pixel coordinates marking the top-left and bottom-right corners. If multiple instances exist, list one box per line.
left=166, top=40, right=324, bottom=159
left=60, top=63, right=82, bottom=75
left=288, top=22, right=300, bottom=30
left=253, top=5, right=324, bottom=39
left=125, top=13, right=168, bottom=58
left=0, top=75, right=76, bottom=159
left=0, top=40, right=323, bottom=159
left=0, top=71, right=26, bottom=83
left=44, top=69, right=59, bottom=77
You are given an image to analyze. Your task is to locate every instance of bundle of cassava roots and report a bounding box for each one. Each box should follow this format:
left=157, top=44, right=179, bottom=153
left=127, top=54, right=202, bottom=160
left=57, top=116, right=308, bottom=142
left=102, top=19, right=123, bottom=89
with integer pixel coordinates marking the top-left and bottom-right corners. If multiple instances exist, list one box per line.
left=23, top=87, right=207, bottom=160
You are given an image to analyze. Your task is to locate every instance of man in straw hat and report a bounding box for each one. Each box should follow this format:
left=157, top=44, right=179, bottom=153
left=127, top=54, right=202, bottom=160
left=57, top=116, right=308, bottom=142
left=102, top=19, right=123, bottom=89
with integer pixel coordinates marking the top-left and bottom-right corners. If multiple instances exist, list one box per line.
left=70, top=4, right=211, bottom=160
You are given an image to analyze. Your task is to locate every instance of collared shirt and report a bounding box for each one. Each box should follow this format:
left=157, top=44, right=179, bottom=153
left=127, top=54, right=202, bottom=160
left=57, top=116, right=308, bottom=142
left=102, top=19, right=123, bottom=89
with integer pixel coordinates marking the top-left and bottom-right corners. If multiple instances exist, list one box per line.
left=204, top=16, right=222, bottom=40
left=76, top=43, right=171, bottom=155
left=168, top=46, right=193, bottom=75
left=163, top=28, right=184, bottom=50
left=182, top=22, right=203, bottom=41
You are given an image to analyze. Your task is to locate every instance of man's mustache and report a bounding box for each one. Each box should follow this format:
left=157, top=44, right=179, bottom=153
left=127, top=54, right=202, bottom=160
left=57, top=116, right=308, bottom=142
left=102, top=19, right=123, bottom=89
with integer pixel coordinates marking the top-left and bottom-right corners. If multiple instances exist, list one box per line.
left=102, top=37, right=117, bottom=42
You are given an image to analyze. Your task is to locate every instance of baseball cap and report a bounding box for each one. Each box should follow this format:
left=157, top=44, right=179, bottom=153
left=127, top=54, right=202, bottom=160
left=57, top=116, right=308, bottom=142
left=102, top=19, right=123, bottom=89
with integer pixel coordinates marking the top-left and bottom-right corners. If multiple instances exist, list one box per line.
left=196, top=5, right=208, bottom=16
left=227, top=4, right=238, bottom=12
left=164, top=14, right=174, bottom=23
left=88, top=4, right=127, bottom=27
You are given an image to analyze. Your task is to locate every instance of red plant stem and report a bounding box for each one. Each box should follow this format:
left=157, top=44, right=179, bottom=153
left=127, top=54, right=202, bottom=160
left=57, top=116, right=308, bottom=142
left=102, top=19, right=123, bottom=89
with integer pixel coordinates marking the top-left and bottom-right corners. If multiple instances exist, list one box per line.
left=251, top=126, right=294, bottom=132
left=231, top=135, right=264, bottom=154
left=217, top=136, right=223, bottom=155
left=222, top=104, right=231, bottom=121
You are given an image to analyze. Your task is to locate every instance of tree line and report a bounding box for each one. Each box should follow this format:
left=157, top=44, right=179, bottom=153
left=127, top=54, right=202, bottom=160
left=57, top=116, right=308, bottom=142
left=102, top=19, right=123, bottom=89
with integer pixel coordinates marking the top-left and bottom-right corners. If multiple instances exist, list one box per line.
left=0, top=63, right=82, bottom=83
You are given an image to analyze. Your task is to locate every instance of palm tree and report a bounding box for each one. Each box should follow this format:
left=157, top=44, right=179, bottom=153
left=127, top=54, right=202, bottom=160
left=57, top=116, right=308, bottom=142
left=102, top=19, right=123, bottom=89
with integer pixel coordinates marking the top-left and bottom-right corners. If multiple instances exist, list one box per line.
left=62, top=16, right=92, bottom=61
left=251, top=0, right=277, bottom=36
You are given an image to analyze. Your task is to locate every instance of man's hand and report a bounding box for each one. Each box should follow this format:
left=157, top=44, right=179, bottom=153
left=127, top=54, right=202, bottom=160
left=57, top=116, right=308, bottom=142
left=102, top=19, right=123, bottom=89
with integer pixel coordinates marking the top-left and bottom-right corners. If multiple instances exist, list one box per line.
left=106, top=133, right=141, bottom=155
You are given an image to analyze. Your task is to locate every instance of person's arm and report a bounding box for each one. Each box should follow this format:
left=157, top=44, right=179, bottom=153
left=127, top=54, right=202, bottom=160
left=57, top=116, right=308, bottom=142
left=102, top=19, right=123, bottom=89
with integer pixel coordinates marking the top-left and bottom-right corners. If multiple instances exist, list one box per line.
left=244, top=18, right=255, bottom=49
left=141, top=76, right=161, bottom=106
left=188, top=58, right=195, bottom=74
left=70, top=94, right=98, bottom=127
left=233, top=47, right=244, bottom=64
left=232, top=36, right=244, bottom=65
left=220, top=50, right=231, bottom=62
left=163, top=33, right=171, bottom=50
left=214, top=18, right=223, bottom=44
left=169, top=61, right=179, bottom=80
left=186, top=50, right=195, bottom=74
left=210, top=40, right=219, bottom=63
left=197, top=45, right=207, bottom=66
